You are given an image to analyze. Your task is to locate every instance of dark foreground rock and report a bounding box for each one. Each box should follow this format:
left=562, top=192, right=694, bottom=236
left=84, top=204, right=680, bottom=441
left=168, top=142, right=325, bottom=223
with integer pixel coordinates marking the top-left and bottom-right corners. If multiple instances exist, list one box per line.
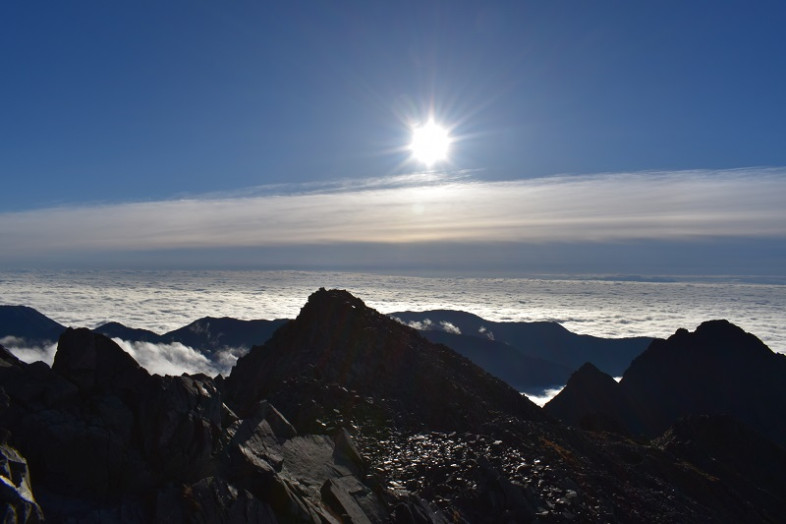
left=0, top=439, right=44, bottom=522
left=0, top=291, right=784, bottom=522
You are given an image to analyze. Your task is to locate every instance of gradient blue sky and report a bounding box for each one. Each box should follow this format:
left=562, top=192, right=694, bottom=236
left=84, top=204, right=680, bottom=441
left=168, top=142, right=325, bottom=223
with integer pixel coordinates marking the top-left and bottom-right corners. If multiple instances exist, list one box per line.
left=2, top=1, right=786, bottom=275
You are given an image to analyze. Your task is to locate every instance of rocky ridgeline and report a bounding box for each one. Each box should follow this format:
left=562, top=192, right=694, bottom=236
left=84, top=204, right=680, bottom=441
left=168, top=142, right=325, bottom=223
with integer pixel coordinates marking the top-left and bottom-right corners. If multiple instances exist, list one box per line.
left=0, top=289, right=784, bottom=522
left=225, top=289, right=545, bottom=431
left=545, top=320, right=786, bottom=444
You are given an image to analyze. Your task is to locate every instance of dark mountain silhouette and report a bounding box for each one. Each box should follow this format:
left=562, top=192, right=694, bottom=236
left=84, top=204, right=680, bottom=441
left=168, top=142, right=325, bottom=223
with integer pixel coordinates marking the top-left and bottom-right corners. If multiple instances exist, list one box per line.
left=542, top=362, right=632, bottom=434
left=94, top=321, right=162, bottom=343
left=546, top=320, right=786, bottom=445
left=96, top=317, right=288, bottom=356
left=391, top=309, right=651, bottom=379
left=225, top=289, right=546, bottom=429
left=0, top=306, right=285, bottom=357
left=0, top=290, right=784, bottom=522
left=408, top=329, right=572, bottom=392
left=0, top=305, right=65, bottom=346
left=161, top=317, right=288, bottom=355
left=2, top=304, right=646, bottom=393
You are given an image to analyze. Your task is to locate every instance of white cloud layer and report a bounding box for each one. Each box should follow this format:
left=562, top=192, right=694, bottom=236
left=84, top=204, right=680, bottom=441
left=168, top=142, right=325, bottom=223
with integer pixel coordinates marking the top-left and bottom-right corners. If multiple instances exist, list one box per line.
left=111, top=339, right=238, bottom=377
left=3, top=336, right=239, bottom=377
left=3, top=339, right=58, bottom=366
left=392, top=317, right=462, bottom=335
left=523, top=386, right=565, bottom=407
left=2, top=168, right=785, bottom=259
left=2, top=271, right=785, bottom=352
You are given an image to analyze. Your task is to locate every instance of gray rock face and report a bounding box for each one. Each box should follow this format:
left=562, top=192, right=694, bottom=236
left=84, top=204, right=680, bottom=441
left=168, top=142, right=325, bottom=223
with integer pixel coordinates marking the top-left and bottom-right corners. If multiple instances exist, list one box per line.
left=0, top=326, right=433, bottom=523
left=0, top=442, right=44, bottom=523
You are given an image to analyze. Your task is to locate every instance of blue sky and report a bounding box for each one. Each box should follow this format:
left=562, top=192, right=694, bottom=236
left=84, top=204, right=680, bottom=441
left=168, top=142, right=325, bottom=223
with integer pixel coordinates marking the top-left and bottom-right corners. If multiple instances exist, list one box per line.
left=2, top=1, right=786, bottom=275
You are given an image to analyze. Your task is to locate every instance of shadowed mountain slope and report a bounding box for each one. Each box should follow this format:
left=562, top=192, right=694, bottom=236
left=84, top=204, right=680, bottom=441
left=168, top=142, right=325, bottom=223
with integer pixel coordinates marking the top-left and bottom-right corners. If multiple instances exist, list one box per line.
left=163, top=317, right=288, bottom=355
left=93, top=321, right=162, bottom=343
left=655, top=414, right=786, bottom=518
left=542, top=362, right=632, bottom=434
left=391, top=309, right=651, bottom=379
left=95, top=317, right=288, bottom=356
left=226, top=288, right=546, bottom=431
left=412, top=329, right=573, bottom=392
left=546, top=320, right=786, bottom=444
left=0, top=305, right=65, bottom=346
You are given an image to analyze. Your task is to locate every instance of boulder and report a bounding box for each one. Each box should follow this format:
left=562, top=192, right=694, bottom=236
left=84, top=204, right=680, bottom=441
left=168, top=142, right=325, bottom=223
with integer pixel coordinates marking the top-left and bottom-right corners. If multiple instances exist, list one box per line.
left=0, top=442, right=44, bottom=523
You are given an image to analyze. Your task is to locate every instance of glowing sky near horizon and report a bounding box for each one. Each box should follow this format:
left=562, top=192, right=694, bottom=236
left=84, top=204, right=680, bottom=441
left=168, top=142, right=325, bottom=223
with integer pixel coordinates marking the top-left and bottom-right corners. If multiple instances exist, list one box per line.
left=1, top=169, right=784, bottom=260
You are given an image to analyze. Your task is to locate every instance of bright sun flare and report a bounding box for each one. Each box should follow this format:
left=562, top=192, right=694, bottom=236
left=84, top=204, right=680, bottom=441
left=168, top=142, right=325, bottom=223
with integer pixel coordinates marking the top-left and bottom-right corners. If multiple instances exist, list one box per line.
left=410, top=119, right=451, bottom=167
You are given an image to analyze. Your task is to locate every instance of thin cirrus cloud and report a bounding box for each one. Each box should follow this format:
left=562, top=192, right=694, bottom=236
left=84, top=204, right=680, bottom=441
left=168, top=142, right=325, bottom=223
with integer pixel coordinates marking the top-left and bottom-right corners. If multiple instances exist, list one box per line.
left=2, top=168, right=785, bottom=260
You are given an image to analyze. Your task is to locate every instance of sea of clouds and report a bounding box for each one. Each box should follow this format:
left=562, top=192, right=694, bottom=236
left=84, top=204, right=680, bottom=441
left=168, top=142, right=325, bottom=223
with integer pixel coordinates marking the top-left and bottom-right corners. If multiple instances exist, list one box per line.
left=2, top=269, right=784, bottom=355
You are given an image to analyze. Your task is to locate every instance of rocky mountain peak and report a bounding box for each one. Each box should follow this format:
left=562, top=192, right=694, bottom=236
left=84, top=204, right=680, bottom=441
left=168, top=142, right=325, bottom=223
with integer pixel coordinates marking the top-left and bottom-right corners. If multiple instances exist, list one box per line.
left=571, top=361, right=613, bottom=381
left=52, top=327, right=148, bottom=393
left=304, top=287, right=368, bottom=313
left=548, top=320, right=786, bottom=444
left=639, top=319, right=773, bottom=364
left=227, top=288, right=544, bottom=431
left=544, top=362, right=629, bottom=433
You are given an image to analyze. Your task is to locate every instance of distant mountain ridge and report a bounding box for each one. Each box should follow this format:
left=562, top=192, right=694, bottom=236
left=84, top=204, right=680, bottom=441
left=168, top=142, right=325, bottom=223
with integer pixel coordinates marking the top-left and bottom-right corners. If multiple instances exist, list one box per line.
left=0, top=305, right=66, bottom=346
left=390, top=309, right=652, bottom=391
left=0, top=304, right=651, bottom=393
left=0, top=305, right=286, bottom=352
left=95, top=317, right=288, bottom=356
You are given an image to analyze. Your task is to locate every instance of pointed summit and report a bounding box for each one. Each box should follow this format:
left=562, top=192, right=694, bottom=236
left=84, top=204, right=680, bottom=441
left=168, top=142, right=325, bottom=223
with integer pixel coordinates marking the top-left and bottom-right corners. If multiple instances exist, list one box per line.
left=545, top=362, right=630, bottom=433
left=226, top=288, right=544, bottom=431
left=53, top=328, right=148, bottom=394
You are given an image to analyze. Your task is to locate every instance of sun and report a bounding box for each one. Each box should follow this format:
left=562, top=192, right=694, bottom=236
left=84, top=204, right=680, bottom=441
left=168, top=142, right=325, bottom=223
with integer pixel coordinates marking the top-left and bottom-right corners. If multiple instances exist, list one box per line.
left=410, top=119, right=451, bottom=167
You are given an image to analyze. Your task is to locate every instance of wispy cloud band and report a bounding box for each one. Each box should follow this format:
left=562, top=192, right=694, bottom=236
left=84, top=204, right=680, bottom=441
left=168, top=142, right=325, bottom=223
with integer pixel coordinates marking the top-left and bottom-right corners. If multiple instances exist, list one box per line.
left=3, top=168, right=785, bottom=258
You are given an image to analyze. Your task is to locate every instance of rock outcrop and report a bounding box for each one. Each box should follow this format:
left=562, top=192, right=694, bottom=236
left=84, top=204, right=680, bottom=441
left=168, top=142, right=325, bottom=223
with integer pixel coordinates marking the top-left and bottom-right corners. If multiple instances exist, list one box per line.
left=225, top=288, right=546, bottom=431
left=0, top=440, right=44, bottom=523
left=0, top=328, right=406, bottom=522
left=542, top=362, right=631, bottom=434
